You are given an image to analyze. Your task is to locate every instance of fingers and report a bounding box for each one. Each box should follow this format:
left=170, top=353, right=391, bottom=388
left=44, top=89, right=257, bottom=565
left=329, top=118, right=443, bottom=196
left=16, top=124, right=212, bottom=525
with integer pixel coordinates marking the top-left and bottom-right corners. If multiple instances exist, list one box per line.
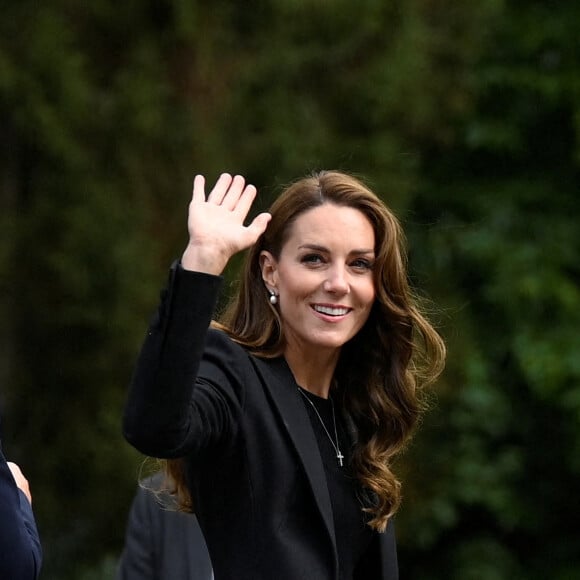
left=207, top=173, right=233, bottom=205
left=191, top=174, right=206, bottom=203
left=232, top=183, right=257, bottom=218
left=205, top=173, right=255, bottom=212
left=247, top=212, right=272, bottom=239
left=221, top=175, right=248, bottom=210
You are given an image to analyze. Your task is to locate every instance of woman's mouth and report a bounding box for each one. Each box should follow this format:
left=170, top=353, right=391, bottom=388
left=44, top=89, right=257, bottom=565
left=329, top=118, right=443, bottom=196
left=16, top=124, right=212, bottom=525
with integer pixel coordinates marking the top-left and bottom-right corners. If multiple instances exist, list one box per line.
left=312, top=304, right=351, bottom=317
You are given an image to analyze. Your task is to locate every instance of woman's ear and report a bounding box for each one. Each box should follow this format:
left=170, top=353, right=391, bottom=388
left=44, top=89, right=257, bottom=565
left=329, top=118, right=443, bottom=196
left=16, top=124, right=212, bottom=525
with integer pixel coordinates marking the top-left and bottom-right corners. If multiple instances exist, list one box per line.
left=259, top=251, right=278, bottom=289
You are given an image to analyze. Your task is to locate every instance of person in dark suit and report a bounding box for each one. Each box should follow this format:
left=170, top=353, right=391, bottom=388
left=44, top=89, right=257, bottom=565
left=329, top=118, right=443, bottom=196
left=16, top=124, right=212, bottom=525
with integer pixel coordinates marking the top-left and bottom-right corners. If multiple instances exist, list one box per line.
left=116, top=472, right=213, bottom=580
left=123, top=171, right=446, bottom=579
left=0, top=419, right=42, bottom=579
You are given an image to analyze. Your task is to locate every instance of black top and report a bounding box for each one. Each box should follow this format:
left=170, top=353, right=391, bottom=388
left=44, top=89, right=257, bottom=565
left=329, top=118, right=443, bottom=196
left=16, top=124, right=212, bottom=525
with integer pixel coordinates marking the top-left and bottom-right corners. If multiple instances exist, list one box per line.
left=298, top=388, right=374, bottom=580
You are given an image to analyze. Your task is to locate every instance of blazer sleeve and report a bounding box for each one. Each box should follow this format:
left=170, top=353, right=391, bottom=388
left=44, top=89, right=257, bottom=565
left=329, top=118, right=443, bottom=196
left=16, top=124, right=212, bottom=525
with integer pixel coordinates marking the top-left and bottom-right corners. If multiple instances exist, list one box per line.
left=0, top=445, right=42, bottom=580
left=123, top=264, right=248, bottom=459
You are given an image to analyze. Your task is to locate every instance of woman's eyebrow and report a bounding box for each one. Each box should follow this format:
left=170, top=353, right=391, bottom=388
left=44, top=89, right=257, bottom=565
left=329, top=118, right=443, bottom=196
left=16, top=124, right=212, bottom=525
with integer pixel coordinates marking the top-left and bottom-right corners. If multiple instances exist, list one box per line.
left=298, top=243, right=375, bottom=255
left=349, top=249, right=375, bottom=255
left=297, top=243, right=328, bottom=252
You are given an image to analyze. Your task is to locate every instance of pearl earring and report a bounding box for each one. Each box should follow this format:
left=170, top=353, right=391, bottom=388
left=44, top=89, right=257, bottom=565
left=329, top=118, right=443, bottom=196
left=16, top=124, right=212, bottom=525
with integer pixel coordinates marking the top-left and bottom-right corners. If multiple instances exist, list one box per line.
left=269, top=290, right=278, bottom=305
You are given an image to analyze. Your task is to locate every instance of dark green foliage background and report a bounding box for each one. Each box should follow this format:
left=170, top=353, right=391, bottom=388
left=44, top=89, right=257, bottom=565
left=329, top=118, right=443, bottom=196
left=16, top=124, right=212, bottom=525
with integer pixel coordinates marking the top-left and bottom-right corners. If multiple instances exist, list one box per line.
left=1, top=1, right=578, bottom=578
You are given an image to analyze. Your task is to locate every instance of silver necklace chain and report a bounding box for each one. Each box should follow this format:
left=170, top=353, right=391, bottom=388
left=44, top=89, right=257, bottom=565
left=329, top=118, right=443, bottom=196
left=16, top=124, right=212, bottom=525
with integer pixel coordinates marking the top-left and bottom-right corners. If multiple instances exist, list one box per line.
left=298, top=388, right=344, bottom=467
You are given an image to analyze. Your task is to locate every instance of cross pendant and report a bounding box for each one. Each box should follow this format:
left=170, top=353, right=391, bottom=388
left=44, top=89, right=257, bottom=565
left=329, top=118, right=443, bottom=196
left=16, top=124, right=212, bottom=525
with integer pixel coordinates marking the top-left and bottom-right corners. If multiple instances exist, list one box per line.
left=336, top=451, right=344, bottom=467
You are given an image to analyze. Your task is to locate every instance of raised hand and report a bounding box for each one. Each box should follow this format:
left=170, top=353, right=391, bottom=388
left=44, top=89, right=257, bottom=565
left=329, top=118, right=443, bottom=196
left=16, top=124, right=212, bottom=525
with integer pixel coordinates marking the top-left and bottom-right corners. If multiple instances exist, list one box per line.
left=181, top=173, right=271, bottom=275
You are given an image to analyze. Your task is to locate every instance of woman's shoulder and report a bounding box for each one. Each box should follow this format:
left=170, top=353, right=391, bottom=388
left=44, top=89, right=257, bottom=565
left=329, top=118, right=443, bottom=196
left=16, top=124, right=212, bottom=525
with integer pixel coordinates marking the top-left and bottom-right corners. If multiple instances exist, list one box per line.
left=207, top=325, right=237, bottom=344
left=205, top=326, right=252, bottom=360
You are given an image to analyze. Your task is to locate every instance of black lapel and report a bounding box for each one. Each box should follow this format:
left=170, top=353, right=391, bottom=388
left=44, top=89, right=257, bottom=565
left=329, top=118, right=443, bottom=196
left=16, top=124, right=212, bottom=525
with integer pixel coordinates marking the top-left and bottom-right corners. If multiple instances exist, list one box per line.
left=250, top=355, right=338, bottom=552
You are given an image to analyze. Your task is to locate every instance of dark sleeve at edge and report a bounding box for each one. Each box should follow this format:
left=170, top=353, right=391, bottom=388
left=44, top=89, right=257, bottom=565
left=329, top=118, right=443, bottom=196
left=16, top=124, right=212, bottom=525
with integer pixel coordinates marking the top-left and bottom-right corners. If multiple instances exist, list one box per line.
left=0, top=448, right=42, bottom=580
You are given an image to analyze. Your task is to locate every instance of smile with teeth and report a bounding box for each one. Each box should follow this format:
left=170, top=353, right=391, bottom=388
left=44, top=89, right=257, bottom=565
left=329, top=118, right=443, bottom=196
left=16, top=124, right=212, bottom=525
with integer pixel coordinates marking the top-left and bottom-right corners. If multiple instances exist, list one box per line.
left=312, top=304, right=351, bottom=316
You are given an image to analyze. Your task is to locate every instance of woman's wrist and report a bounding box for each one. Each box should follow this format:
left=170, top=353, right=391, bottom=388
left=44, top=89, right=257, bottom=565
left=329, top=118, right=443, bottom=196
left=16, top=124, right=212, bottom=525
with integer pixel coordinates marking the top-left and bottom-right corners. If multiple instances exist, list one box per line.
left=181, top=244, right=229, bottom=275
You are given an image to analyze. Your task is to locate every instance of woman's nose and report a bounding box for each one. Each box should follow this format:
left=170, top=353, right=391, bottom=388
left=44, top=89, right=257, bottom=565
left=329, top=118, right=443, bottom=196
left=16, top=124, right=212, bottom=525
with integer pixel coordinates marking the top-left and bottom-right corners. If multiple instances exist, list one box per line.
left=323, top=266, right=350, bottom=294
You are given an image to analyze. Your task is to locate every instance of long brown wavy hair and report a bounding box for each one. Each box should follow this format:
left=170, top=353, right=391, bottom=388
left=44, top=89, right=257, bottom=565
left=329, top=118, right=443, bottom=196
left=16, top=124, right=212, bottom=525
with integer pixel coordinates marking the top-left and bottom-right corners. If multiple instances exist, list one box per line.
left=164, top=170, right=446, bottom=532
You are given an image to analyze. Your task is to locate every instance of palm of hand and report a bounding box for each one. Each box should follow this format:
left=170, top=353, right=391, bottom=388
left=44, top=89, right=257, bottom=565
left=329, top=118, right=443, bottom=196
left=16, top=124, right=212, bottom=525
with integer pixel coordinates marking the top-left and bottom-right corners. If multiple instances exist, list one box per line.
left=183, top=173, right=271, bottom=274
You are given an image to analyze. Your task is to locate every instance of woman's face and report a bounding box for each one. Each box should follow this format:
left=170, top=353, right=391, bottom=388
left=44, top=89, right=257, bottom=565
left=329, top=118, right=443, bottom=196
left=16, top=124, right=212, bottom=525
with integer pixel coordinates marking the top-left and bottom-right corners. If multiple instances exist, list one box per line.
left=261, top=203, right=376, bottom=357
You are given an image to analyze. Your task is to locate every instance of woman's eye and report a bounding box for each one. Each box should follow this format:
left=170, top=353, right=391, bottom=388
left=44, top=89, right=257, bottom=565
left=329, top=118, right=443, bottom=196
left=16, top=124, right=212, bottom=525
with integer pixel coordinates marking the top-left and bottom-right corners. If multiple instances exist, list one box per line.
left=351, top=259, right=373, bottom=270
left=301, top=253, right=324, bottom=264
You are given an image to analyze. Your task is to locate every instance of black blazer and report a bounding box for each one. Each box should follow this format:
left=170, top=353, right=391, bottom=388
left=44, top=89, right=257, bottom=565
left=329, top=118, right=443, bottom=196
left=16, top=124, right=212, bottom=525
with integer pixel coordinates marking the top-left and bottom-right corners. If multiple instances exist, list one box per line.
left=116, top=473, right=213, bottom=580
left=0, top=421, right=42, bottom=580
left=123, top=265, right=398, bottom=580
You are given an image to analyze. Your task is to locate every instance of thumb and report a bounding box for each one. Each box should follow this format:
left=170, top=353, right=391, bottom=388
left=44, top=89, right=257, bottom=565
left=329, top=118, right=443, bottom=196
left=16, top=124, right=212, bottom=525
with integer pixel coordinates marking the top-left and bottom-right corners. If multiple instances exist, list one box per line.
left=247, top=212, right=272, bottom=239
